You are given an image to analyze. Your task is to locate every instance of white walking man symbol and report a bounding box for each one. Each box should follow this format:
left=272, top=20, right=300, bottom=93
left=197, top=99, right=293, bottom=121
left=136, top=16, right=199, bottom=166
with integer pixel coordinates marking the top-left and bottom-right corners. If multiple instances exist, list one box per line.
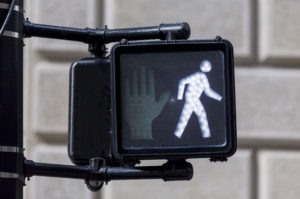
left=174, top=60, right=222, bottom=139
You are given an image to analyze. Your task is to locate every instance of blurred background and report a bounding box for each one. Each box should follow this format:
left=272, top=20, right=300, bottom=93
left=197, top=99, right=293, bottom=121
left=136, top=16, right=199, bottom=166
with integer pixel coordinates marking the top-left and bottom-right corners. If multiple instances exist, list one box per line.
left=23, top=0, right=300, bottom=199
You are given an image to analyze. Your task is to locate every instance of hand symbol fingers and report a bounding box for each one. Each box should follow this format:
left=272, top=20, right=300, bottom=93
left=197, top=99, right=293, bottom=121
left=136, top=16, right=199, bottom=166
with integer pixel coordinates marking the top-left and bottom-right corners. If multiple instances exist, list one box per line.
left=125, top=78, right=130, bottom=99
left=139, top=66, right=147, bottom=97
left=148, top=69, right=155, bottom=96
left=132, top=70, right=138, bottom=97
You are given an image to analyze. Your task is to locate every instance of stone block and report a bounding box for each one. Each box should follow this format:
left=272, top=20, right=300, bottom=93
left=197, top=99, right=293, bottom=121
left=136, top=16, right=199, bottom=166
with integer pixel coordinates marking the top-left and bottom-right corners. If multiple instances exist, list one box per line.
left=259, top=150, right=300, bottom=199
left=31, top=0, right=101, bottom=57
left=236, top=67, right=300, bottom=143
left=32, top=62, right=69, bottom=134
left=103, top=150, right=252, bottom=199
left=29, top=145, right=98, bottom=199
left=259, top=0, right=300, bottom=64
left=104, top=0, right=253, bottom=62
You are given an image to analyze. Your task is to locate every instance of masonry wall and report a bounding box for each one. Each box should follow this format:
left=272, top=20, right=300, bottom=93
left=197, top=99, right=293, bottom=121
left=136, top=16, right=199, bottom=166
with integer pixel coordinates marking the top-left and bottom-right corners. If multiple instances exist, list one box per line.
left=23, top=0, right=300, bottom=199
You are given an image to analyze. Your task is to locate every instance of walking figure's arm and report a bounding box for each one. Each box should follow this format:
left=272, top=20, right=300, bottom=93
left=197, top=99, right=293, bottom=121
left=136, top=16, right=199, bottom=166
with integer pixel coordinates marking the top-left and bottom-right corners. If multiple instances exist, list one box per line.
left=202, top=74, right=222, bottom=101
left=177, top=76, right=192, bottom=100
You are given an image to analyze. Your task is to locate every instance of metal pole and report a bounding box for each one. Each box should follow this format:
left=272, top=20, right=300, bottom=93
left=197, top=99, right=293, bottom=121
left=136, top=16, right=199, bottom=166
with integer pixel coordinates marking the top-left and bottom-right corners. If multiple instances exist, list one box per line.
left=0, top=0, right=24, bottom=198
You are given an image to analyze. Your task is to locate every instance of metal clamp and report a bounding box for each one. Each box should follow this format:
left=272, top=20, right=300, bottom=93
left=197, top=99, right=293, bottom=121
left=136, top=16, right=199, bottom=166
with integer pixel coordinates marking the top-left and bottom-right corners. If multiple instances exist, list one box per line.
left=0, top=145, right=23, bottom=153
left=0, top=171, right=19, bottom=179
left=0, top=171, right=24, bottom=184
left=2, top=31, right=22, bottom=39
left=0, top=2, right=21, bottom=12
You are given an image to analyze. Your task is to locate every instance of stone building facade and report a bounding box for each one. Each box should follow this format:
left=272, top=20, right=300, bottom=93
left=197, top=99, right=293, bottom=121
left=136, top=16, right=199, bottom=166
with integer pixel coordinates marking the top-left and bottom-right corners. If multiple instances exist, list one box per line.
left=23, top=0, right=300, bottom=199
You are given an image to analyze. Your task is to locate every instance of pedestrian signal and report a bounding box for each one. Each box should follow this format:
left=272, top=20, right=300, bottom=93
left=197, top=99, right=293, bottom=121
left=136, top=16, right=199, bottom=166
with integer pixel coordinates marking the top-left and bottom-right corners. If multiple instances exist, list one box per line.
left=111, top=40, right=236, bottom=161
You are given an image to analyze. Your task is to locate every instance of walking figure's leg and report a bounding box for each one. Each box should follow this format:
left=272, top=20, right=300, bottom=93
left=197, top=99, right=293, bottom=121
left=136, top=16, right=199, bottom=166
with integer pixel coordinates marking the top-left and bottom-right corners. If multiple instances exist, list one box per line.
left=174, top=102, right=193, bottom=138
left=194, top=101, right=211, bottom=138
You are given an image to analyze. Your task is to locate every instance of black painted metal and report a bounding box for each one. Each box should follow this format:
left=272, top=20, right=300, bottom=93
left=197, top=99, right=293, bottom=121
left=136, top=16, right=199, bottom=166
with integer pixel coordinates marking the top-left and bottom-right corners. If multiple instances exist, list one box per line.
left=24, top=160, right=90, bottom=179
left=23, top=20, right=190, bottom=43
left=0, top=0, right=195, bottom=194
left=24, top=159, right=193, bottom=182
left=0, top=0, right=24, bottom=198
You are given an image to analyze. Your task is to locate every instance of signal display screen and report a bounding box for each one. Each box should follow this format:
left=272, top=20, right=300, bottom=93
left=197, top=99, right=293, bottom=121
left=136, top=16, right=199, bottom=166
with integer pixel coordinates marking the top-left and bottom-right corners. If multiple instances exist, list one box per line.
left=112, top=41, right=235, bottom=158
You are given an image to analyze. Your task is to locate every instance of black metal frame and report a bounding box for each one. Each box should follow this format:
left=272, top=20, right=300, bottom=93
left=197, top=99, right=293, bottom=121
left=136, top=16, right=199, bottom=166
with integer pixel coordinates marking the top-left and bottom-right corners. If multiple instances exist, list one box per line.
left=23, top=20, right=193, bottom=192
left=1, top=4, right=193, bottom=195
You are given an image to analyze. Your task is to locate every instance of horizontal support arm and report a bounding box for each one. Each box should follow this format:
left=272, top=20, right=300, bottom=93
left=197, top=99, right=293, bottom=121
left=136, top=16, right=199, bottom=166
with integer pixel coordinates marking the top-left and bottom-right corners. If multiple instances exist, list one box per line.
left=23, top=20, right=190, bottom=44
left=24, top=159, right=193, bottom=182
